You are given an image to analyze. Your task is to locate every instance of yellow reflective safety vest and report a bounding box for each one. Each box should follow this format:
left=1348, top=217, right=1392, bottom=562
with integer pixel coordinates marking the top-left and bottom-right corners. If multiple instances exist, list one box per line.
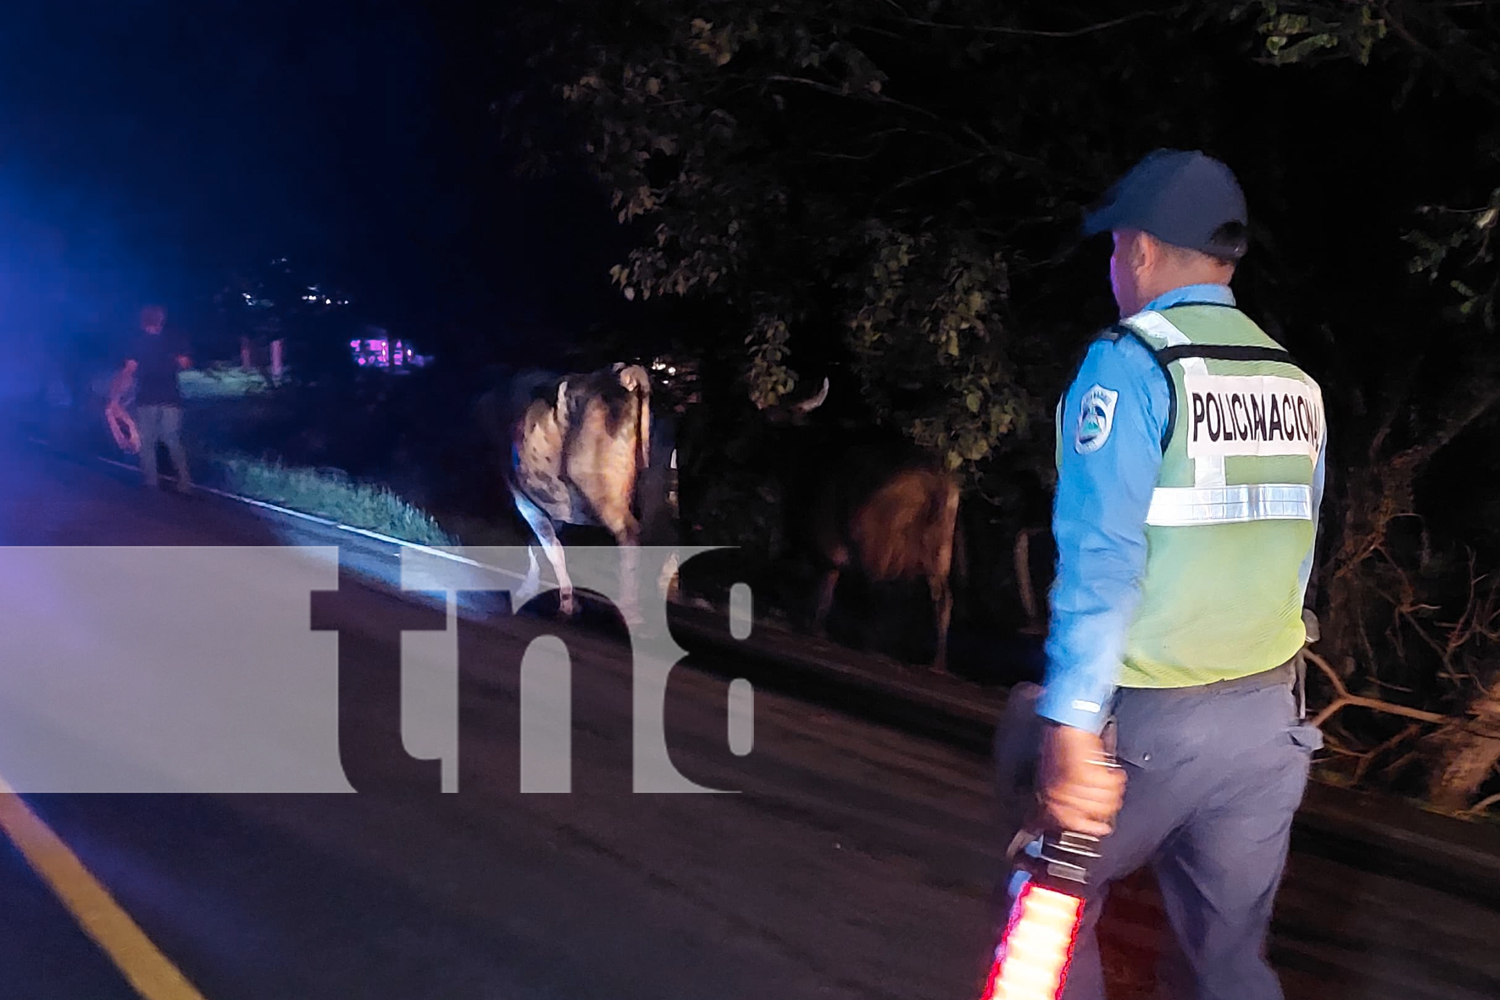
left=1109, top=303, right=1326, bottom=689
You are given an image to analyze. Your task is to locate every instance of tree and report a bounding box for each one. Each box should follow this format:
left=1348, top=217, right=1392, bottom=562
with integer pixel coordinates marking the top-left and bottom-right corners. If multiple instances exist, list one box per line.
left=501, top=1, right=1198, bottom=477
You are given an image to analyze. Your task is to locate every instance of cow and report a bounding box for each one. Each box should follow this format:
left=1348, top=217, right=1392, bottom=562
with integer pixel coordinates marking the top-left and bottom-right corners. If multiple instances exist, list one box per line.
left=473, top=361, right=680, bottom=625
left=807, top=440, right=965, bottom=673
left=676, top=374, right=965, bottom=672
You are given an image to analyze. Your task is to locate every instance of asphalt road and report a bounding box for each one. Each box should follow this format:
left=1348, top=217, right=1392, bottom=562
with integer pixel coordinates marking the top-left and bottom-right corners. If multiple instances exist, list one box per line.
left=1, top=440, right=1498, bottom=1000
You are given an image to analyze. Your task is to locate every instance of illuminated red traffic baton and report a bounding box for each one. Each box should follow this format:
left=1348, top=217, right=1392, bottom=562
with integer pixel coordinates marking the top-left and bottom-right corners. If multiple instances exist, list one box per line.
left=979, top=753, right=1121, bottom=1000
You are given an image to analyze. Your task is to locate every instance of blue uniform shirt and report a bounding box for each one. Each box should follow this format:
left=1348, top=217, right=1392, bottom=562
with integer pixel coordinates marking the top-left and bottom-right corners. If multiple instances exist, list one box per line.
left=1036, top=283, right=1326, bottom=733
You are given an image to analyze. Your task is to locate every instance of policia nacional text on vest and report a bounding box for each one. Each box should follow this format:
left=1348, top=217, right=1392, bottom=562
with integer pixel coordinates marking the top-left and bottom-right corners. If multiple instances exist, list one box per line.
left=1057, top=301, right=1326, bottom=690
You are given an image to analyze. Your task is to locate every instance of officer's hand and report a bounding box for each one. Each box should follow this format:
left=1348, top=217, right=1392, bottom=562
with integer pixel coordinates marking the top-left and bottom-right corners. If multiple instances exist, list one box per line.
left=1037, top=721, right=1126, bottom=838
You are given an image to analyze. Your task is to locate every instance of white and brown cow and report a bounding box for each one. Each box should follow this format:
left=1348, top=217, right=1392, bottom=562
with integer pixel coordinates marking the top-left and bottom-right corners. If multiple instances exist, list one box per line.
left=476, top=362, right=678, bottom=624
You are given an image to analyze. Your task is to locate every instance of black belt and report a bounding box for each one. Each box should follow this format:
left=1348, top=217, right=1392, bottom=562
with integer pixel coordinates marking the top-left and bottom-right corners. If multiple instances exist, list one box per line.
left=1122, top=658, right=1296, bottom=698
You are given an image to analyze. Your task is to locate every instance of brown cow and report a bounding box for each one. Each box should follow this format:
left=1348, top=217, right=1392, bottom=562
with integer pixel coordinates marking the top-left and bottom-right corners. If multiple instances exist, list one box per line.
left=808, top=443, right=965, bottom=673
left=744, top=379, right=966, bottom=672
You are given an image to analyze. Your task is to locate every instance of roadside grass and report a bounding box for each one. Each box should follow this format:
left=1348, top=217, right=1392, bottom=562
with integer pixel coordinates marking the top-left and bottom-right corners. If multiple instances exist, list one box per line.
left=170, top=368, right=459, bottom=547
left=202, top=449, right=456, bottom=547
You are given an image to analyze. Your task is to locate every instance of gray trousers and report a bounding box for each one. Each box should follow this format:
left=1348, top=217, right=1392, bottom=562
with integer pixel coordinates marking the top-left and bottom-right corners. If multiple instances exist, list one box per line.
left=1052, top=668, right=1322, bottom=1000
left=136, top=404, right=191, bottom=490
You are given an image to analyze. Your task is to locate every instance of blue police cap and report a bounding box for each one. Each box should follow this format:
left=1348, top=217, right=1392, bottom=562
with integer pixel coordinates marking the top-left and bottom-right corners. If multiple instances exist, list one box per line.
left=1082, top=149, right=1249, bottom=261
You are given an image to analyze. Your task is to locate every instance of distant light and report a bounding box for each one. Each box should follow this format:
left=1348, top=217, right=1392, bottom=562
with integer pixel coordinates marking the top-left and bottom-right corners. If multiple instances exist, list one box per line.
left=667, top=366, right=676, bottom=375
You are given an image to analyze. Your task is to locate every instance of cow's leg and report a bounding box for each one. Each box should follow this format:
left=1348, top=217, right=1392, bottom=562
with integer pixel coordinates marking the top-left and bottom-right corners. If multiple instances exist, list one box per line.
left=664, top=447, right=682, bottom=605
left=612, top=516, right=644, bottom=627
left=513, top=489, right=576, bottom=616
left=590, top=499, right=643, bottom=627
left=520, top=547, right=542, bottom=607
left=658, top=551, right=680, bottom=606
left=567, top=451, right=646, bottom=626
left=642, top=450, right=682, bottom=608
left=650, top=509, right=681, bottom=607
left=929, top=573, right=953, bottom=674
left=621, top=530, right=644, bottom=627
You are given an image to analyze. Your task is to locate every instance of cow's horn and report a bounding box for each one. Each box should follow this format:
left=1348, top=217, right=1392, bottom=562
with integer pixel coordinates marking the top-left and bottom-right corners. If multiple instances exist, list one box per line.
left=792, top=376, right=829, bottom=413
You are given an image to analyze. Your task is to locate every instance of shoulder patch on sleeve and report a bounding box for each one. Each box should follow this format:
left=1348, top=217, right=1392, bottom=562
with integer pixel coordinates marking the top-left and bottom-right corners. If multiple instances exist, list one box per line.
left=1075, top=383, right=1119, bottom=454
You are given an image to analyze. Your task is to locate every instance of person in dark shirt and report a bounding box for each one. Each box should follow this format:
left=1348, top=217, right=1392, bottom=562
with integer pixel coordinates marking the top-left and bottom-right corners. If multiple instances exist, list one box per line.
left=112, top=304, right=194, bottom=492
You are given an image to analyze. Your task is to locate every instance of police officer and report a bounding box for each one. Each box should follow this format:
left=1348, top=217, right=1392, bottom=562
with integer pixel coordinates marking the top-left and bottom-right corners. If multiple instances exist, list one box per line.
left=1035, top=149, right=1327, bottom=999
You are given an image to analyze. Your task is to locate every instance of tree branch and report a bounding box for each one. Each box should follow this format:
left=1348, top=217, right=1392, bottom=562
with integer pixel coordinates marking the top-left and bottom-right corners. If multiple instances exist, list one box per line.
left=1379, top=0, right=1500, bottom=107
left=895, top=8, right=1178, bottom=39
left=1460, top=789, right=1500, bottom=817
left=1307, top=650, right=1449, bottom=729
left=1366, top=362, right=1418, bottom=462
left=763, top=75, right=944, bottom=122
left=1355, top=722, right=1424, bottom=783
left=1394, top=372, right=1500, bottom=467
left=878, top=153, right=987, bottom=200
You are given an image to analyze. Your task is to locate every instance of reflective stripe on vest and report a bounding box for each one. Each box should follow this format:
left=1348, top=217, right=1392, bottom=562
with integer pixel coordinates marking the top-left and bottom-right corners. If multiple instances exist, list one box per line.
left=1145, top=483, right=1312, bottom=526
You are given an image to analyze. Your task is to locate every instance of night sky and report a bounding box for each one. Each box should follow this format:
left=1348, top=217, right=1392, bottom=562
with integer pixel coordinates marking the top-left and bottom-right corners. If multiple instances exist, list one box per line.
left=0, top=1, right=627, bottom=368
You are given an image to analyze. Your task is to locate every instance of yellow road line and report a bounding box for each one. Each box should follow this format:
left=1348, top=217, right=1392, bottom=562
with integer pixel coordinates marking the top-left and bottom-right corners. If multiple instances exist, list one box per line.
left=0, top=776, right=210, bottom=1000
